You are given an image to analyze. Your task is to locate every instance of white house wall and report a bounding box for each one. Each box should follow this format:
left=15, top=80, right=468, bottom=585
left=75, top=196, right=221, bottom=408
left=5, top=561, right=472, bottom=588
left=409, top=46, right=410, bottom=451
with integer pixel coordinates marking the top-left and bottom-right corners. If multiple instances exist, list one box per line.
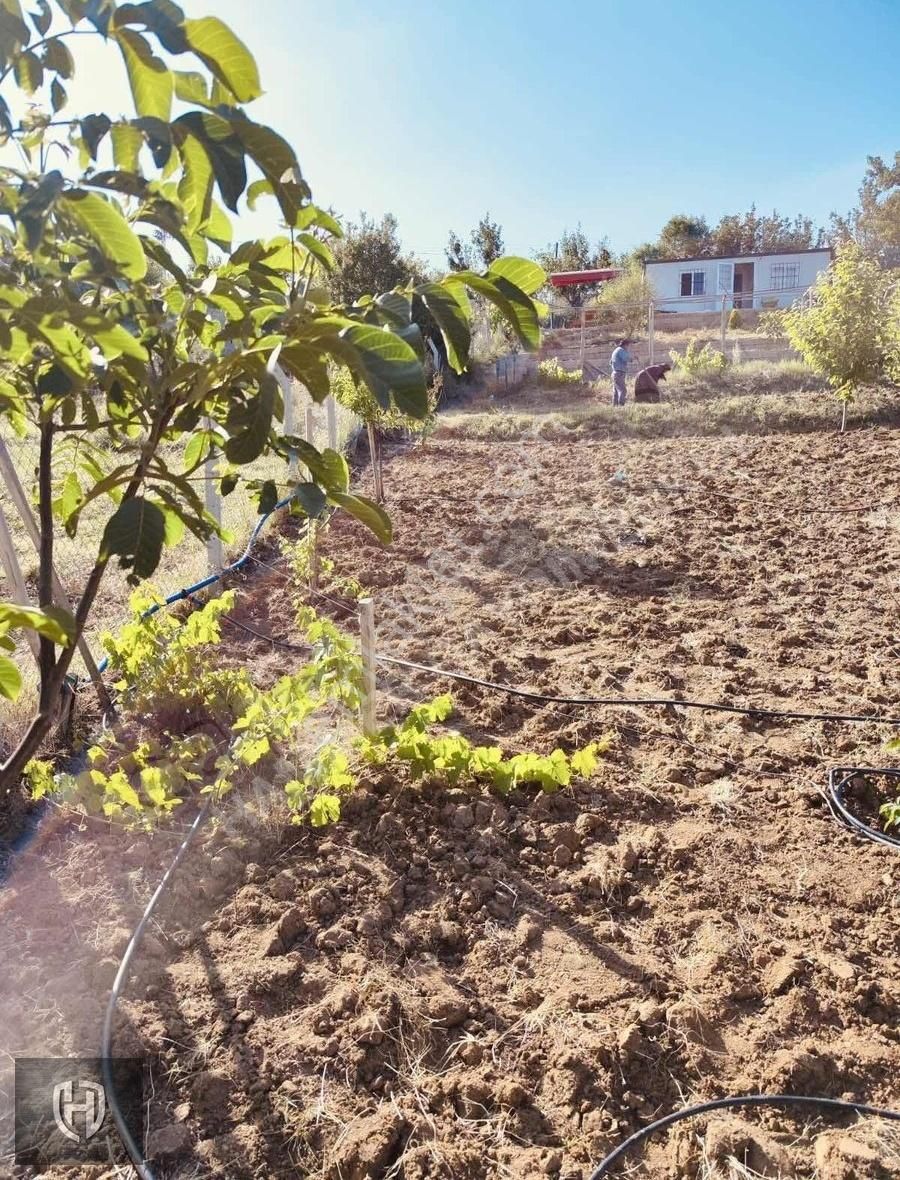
left=644, top=250, right=831, bottom=313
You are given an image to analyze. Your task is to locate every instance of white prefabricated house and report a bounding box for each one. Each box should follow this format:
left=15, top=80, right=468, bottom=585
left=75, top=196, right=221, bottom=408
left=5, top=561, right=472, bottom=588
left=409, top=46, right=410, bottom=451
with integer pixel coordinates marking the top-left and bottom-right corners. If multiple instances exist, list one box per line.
left=644, top=247, right=832, bottom=313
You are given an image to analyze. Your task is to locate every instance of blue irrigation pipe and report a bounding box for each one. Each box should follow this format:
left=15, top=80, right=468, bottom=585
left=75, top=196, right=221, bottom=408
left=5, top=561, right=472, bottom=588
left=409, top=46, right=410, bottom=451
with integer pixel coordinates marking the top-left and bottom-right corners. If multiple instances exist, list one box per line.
left=95, top=492, right=299, bottom=676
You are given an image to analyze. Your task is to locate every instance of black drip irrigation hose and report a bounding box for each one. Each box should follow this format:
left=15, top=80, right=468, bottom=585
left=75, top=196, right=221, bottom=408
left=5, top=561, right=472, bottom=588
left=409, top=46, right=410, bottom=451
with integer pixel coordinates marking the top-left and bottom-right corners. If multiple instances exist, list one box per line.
left=588, top=1093, right=900, bottom=1178
left=102, top=799, right=213, bottom=1180
left=375, top=653, right=900, bottom=727
left=827, top=767, right=900, bottom=851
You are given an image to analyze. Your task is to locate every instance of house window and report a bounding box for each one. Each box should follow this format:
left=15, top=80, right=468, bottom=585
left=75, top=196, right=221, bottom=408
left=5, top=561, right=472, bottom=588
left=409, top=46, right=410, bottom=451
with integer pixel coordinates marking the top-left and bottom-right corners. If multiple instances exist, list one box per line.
left=680, top=269, right=705, bottom=297
left=771, top=262, right=800, bottom=291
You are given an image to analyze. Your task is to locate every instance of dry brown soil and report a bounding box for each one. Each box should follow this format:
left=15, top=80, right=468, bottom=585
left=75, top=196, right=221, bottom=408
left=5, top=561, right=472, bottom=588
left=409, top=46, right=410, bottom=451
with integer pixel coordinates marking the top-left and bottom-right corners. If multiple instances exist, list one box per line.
left=2, top=389, right=900, bottom=1179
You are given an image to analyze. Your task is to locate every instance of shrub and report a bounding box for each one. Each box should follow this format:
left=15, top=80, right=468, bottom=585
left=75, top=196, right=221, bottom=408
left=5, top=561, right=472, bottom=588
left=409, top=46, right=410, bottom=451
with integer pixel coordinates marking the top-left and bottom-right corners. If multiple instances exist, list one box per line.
left=592, top=266, right=654, bottom=339
left=728, top=308, right=743, bottom=330
left=538, top=357, right=583, bottom=386
left=670, top=339, right=728, bottom=376
left=779, top=242, right=891, bottom=403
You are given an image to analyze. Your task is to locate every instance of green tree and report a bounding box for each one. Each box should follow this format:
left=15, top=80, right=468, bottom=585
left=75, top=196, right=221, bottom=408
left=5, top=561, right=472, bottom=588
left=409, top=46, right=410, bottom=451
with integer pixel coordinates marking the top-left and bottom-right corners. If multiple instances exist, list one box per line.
left=328, top=212, right=425, bottom=304
left=831, top=153, right=900, bottom=267
left=592, top=266, right=654, bottom=338
left=446, top=212, right=504, bottom=272
left=780, top=242, right=890, bottom=427
left=706, top=206, right=821, bottom=257
left=0, top=0, right=544, bottom=798
left=655, top=214, right=710, bottom=259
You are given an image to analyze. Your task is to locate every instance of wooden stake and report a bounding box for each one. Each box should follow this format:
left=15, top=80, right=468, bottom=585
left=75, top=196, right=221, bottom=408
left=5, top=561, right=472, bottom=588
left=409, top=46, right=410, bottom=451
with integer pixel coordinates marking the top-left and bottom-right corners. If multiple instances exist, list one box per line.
left=307, top=518, right=319, bottom=593
left=325, top=396, right=338, bottom=451
left=0, top=435, right=104, bottom=692
left=358, top=596, right=377, bottom=736
left=366, top=421, right=384, bottom=503
left=305, top=404, right=316, bottom=451
left=0, top=501, right=39, bottom=660
left=579, top=305, right=586, bottom=368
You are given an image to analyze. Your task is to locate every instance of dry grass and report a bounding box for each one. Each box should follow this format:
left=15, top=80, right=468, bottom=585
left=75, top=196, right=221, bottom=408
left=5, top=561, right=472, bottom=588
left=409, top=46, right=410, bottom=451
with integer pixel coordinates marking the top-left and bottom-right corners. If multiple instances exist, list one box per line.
left=436, top=372, right=897, bottom=444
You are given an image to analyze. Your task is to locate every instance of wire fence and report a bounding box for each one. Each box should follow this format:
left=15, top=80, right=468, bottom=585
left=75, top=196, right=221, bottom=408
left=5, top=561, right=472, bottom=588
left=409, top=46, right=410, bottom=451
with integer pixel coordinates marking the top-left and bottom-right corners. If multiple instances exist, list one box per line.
left=540, top=292, right=802, bottom=374
left=0, top=376, right=359, bottom=751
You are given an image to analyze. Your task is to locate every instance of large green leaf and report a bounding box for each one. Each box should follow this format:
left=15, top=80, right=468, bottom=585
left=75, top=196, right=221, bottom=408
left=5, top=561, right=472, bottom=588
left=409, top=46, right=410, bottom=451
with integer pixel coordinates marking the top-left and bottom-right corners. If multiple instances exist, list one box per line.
left=416, top=282, right=470, bottom=373
left=60, top=190, right=147, bottom=279
left=291, top=481, right=327, bottom=519
left=0, top=655, right=21, bottom=701
left=113, top=0, right=187, bottom=52
left=317, top=318, right=428, bottom=419
left=229, top=115, right=304, bottom=222
left=116, top=26, right=173, bottom=122
left=174, top=111, right=245, bottom=212
left=183, top=16, right=261, bottom=103
left=445, top=270, right=541, bottom=352
left=44, top=36, right=74, bottom=78
left=291, top=441, right=349, bottom=492
left=15, top=49, right=43, bottom=92
left=82, top=314, right=148, bottom=361
left=111, top=121, right=142, bottom=171
left=329, top=491, right=392, bottom=545
left=0, top=0, right=29, bottom=62
left=177, top=130, right=213, bottom=233
left=224, top=376, right=275, bottom=464
left=487, top=256, right=546, bottom=296
left=100, top=495, right=166, bottom=582
left=0, top=603, right=75, bottom=645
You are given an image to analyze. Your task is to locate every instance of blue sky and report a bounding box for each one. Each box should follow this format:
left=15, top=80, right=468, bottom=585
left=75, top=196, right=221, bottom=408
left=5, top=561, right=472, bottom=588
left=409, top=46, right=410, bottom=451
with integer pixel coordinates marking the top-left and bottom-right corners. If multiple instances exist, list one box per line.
left=32, top=0, right=900, bottom=262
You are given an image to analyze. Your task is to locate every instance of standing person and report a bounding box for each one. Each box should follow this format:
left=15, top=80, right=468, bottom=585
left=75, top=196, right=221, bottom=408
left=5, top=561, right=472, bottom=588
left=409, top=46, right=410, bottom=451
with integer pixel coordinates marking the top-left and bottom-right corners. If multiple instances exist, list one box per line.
left=634, top=362, right=672, bottom=403
left=610, top=338, right=632, bottom=407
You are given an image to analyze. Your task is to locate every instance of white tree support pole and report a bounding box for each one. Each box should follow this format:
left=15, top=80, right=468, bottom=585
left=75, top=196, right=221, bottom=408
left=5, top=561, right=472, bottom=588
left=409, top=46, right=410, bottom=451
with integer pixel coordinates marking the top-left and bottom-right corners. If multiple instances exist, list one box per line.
left=305, top=404, right=316, bottom=451
left=579, top=305, right=586, bottom=368
left=202, top=424, right=224, bottom=576
left=648, top=301, right=655, bottom=365
left=720, top=294, right=728, bottom=353
left=325, top=396, right=338, bottom=451
left=275, top=365, right=299, bottom=480
left=0, top=501, right=40, bottom=661
left=358, top=596, right=377, bottom=736
left=0, top=435, right=102, bottom=685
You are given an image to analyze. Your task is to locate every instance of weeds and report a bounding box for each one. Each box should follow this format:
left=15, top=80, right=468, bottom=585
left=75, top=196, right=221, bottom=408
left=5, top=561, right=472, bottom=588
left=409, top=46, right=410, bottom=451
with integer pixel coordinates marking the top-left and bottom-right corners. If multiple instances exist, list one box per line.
left=670, top=338, right=729, bottom=377
left=537, top=357, right=584, bottom=386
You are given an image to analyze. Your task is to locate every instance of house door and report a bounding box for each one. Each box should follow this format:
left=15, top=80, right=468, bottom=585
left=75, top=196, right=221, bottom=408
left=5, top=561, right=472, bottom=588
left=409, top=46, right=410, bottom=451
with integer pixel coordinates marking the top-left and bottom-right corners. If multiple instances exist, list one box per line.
left=733, top=262, right=754, bottom=309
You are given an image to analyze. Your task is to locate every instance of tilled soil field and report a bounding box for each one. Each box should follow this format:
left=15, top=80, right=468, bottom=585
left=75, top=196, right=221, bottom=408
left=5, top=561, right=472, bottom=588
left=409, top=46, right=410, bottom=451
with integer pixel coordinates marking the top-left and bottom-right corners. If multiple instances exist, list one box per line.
left=3, top=391, right=900, bottom=1179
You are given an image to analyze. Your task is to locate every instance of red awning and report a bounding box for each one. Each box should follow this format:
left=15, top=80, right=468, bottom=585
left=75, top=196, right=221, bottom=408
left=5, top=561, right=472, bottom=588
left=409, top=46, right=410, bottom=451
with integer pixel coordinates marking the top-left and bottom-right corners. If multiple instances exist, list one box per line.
left=549, top=268, right=621, bottom=287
